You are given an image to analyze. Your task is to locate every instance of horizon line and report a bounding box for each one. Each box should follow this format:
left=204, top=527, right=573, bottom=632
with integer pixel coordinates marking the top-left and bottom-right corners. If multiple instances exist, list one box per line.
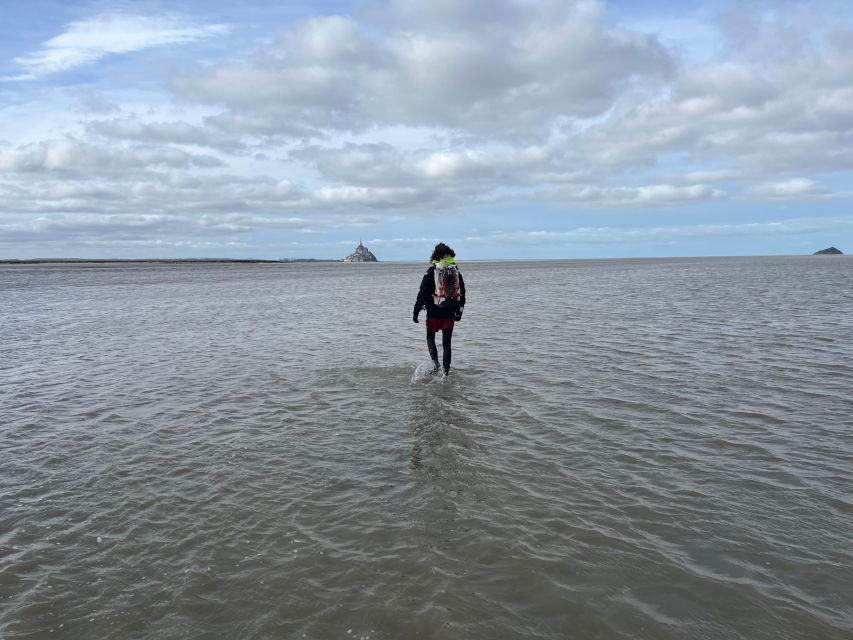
left=1, top=252, right=845, bottom=264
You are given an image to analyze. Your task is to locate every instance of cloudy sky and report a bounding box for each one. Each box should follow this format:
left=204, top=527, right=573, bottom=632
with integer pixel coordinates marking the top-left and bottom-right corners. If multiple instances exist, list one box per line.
left=1, top=0, right=852, bottom=260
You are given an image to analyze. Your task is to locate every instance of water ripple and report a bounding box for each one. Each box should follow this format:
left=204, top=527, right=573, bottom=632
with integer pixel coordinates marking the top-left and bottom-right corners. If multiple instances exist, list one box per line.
left=2, top=258, right=852, bottom=639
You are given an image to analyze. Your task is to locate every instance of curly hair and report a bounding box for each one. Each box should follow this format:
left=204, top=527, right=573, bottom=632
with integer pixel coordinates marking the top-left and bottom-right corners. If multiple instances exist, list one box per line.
left=430, top=242, right=456, bottom=262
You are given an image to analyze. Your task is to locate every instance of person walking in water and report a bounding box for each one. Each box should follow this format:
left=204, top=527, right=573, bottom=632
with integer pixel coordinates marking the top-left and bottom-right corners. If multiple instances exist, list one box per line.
left=413, top=243, right=466, bottom=376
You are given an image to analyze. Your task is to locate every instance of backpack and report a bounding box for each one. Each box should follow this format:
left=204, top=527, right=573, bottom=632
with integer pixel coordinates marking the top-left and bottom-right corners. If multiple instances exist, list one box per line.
left=432, top=262, right=461, bottom=309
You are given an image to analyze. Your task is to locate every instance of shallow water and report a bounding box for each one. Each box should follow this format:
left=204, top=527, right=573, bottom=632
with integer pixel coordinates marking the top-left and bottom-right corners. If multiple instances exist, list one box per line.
left=2, top=257, right=852, bottom=639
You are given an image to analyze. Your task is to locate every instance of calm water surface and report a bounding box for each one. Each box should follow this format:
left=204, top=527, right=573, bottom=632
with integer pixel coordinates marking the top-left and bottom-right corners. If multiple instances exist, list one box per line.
left=1, top=257, right=852, bottom=639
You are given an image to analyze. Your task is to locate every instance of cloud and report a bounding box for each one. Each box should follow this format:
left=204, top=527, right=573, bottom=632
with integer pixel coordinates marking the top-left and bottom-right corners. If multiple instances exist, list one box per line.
left=0, top=209, right=374, bottom=255
left=575, top=19, right=853, bottom=175
left=0, top=210, right=299, bottom=243
left=415, top=146, right=550, bottom=181
left=1, top=169, right=300, bottom=218
left=3, top=1, right=853, bottom=260
left=389, top=0, right=523, bottom=30
left=12, top=13, right=228, bottom=77
left=746, top=178, right=830, bottom=199
left=170, top=4, right=674, bottom=137
left=293, top=142, right=554, bottom=189
left=0, top=139, right=222, bottom=173
left=87, top=118, right=245, bottom=151
left=69, top=89, right=122, bottom=115
left=155, top=2, right=853, bottom=215
left=203, top=112, right=321, bottom=139
left=293, top=143, right=410, bottom=186
left=311, top=185, right=431, bottom=209
left=681, top=170, right=739, bottom=184
left=277, top=15, right=365, bottom=64
left=459, top=215, right=853, bottom=246
left=542, top=183, right=726, bottom=207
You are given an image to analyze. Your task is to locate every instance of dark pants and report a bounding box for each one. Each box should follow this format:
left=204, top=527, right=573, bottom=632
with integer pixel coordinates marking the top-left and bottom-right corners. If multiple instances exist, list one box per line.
left=427, top=327, right=453, bottom=374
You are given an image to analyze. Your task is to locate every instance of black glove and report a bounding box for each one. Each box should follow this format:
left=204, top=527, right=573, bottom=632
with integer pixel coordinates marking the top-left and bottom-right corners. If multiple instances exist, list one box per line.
left=413, top=307, right=420, bottom=323
left=454, top=307, right=463, bottom=322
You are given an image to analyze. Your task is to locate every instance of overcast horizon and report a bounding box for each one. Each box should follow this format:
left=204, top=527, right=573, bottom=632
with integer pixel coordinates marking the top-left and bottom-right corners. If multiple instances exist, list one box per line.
left=2, top=0, right=852, bottom=261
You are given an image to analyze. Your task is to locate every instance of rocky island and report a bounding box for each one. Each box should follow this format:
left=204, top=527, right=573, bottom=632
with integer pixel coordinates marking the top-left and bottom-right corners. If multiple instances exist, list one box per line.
left=342, top=242, right=378, bottom=262
left=813, top=247, right=843, bottom=255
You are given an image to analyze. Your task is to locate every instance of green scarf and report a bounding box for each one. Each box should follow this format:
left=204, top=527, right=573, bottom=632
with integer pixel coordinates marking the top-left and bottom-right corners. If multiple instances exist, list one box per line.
left=432, top=256, right=456, bottom=264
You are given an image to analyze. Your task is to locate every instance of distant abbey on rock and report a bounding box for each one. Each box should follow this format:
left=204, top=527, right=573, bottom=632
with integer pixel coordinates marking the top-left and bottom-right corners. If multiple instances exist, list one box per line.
left=813, top=246, right=843, bottom=255
left=342, top=241, right=378, bottom=262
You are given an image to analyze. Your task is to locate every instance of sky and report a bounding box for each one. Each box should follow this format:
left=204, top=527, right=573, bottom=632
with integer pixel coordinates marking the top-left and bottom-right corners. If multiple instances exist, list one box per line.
left=1, top=0, right=852, bottom=260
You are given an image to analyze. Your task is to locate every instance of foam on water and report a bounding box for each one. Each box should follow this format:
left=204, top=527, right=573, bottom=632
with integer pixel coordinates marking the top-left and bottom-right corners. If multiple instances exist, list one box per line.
left=411, top=359, right=445, bottom=383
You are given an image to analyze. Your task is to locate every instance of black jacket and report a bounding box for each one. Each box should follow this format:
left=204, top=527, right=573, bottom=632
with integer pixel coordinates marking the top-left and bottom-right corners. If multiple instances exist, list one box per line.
left=414, top=265, right=466, bottom=319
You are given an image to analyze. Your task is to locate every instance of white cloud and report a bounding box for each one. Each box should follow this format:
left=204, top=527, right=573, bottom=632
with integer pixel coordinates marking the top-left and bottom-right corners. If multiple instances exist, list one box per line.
left=87, top=118, right=245, bottom=151
left=12, top=13, right=228, bottom=77
left=746, top=178, right=829, bottom=199
left=2, top=1, right=853, bottom=259
left=389, top=0, right=523, bottom=30
left=544, top=183, right=726, bottom=207
left=0, top=208, right=374, bottom=253
left=203, top=111, right=321, bottom=139
left=415, top=146, right=549, bottom=180
left=0, top=139, right=222, bottom=173
left=295, top=143, right=410, bottom=186
left=576, top=22, right=853, bottom=175
left=312, top=185, right=429, bottom=208
left=277, top=15, right=364, bottom=64
left=0, top=169, right=313, bottom=221
left=458, top=215, right=853, bottom=246
left=171, top=3, right=673, bottom=136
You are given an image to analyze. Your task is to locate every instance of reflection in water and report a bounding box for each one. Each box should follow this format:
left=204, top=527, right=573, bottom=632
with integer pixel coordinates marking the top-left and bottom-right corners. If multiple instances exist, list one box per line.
left=409, top=377, right=475, bottom=477
left=407, top=379, right=485, bottom=555
left=409, top=399, right=445, bottom=474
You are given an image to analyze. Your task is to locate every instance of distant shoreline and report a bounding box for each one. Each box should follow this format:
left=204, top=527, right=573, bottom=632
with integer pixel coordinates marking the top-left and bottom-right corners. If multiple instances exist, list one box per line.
left=1, top=254, right=846, bottom=266
left=0, top=258, right=340, bottom=265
